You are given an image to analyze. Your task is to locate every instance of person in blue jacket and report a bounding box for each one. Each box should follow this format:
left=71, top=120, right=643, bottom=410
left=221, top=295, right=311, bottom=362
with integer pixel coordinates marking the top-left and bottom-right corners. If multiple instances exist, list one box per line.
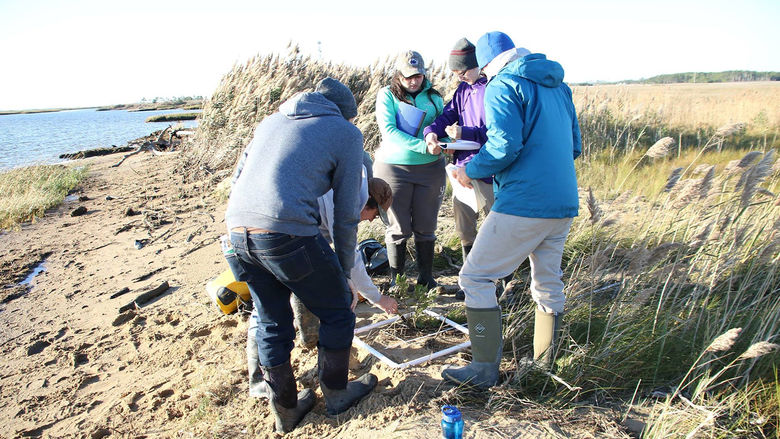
left=442, top=31, right=582, bottom=389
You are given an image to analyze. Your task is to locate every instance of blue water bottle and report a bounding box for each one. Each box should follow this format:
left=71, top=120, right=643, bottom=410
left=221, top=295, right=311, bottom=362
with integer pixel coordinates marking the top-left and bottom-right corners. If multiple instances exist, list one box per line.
left=441, top=405, right=464, bottom=439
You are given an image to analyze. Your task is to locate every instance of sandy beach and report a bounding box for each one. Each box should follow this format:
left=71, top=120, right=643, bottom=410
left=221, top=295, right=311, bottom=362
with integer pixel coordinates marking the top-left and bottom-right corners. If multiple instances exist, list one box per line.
left=0, top=151, right=631, bottom=438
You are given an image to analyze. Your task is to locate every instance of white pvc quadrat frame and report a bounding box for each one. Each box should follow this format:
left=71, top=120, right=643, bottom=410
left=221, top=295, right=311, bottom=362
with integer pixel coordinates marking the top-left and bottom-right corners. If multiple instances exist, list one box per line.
left=352, top=309, right=470, bottom=369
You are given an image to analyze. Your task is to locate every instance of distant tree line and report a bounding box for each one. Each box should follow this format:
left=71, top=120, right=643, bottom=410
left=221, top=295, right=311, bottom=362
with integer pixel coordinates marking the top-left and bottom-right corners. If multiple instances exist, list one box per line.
left=625, top=71, right=780, bottom=84
left=140, top=96, right=205, bottom=105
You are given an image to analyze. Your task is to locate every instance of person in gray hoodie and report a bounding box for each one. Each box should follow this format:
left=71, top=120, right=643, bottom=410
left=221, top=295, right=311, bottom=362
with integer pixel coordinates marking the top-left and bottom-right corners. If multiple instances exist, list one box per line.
left=226, top=78, right=377, bottom=434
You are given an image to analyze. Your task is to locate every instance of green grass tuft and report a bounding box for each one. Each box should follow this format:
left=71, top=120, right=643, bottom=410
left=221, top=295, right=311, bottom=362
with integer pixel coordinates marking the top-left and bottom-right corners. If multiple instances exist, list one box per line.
left=0, top=164, right=87, bottom=229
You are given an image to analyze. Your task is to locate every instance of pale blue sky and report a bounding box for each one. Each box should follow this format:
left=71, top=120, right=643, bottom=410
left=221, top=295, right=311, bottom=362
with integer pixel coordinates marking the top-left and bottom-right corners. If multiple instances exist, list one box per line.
left=0, top=0, right=777, bottom=110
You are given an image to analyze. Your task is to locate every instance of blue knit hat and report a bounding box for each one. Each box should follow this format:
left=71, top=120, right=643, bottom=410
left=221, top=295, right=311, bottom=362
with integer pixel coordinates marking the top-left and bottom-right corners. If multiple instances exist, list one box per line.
left=476, top=31, right=515, bottom=69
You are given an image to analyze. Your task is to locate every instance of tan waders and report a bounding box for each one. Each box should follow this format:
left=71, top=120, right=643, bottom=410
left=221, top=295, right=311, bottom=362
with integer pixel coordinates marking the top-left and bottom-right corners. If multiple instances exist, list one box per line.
left=533, top=308, right=562, bottom=369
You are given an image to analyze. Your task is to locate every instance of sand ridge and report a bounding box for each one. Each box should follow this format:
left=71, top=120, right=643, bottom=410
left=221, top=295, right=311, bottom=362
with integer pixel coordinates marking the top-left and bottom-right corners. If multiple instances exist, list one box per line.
left=0, top=152, right=626, bottom=438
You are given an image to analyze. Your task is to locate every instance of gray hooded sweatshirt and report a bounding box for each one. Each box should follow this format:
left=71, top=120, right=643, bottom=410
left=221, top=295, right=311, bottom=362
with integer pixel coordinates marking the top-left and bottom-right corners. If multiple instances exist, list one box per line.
left=225, top=91, right=364, bottom=276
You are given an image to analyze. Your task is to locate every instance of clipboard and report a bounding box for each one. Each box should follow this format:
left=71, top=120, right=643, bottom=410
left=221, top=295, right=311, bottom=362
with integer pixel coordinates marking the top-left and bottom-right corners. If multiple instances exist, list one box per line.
left=396, top=101, right=426, bottom=136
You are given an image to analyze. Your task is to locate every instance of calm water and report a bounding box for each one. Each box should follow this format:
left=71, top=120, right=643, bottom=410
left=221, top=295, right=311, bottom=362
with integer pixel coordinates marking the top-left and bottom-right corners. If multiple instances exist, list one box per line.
left=0, top=108, right=198, bottom=171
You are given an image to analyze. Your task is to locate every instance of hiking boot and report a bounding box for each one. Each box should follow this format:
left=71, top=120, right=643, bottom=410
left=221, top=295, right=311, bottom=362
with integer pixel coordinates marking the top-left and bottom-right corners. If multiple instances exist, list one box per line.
left=291, top=295, right=319, bottom=349
left=318, top=347, right=377, bottom=415
left=415, top=240, right=437, bottom=290
left=441, top=307, right=502, bottom=389
left=387, top=239, right=407, bottom=287
left=262, top=361, right=315, bottom=434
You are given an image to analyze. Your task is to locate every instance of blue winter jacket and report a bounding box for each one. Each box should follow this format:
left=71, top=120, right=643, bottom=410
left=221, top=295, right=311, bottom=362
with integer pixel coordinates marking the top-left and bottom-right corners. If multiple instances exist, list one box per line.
left=465, top=53, right=581, bottom=218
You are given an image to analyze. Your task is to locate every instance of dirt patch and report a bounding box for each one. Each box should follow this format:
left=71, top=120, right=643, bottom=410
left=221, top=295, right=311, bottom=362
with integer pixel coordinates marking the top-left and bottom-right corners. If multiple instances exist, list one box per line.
left=0, top=152, right=628, bottom=438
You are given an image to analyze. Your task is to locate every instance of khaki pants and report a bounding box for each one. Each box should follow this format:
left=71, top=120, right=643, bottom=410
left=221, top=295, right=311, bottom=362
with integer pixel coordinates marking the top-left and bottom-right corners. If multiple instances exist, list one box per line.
left=459, top=212, right=573, bottom=313
left=374, top=159, right=446, bottom=244
left=453, top=179, right=494, bottom=247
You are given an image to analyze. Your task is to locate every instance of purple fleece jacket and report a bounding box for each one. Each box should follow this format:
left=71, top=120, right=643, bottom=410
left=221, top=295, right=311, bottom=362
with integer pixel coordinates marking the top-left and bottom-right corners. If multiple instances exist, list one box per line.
left=423, top=77, right=492, bottom=183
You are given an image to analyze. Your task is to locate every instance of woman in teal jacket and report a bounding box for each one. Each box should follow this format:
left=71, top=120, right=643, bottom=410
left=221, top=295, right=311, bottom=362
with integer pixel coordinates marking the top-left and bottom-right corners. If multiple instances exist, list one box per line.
left=373, top=50, right=445, bottom=290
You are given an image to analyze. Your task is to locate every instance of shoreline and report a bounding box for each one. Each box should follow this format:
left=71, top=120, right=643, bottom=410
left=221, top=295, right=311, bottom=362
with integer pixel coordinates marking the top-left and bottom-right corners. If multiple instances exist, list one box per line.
left=1, top=101, right=204, bottom=116
left=0, top=151, right=519, bottom=438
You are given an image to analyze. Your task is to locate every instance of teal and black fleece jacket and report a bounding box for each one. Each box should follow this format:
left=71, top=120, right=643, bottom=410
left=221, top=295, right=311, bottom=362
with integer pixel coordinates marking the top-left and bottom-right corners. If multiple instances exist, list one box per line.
left=374, top=80, right=444, bottom=165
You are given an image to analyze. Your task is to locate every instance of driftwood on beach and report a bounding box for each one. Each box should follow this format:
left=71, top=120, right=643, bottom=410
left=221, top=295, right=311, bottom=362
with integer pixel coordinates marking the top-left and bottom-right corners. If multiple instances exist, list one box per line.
left=58, top=125, right=192, bottom=164
left=59, top=146, right=135, bottom=160
left=117, top=280, right=170, bottom=314
left=110, top=126, right=186, bottom=168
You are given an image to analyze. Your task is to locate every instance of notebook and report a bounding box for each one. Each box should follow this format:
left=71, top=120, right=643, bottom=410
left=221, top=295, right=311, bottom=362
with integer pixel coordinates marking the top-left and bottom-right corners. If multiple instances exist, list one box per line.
left=395, top=101, right=427, bottom=137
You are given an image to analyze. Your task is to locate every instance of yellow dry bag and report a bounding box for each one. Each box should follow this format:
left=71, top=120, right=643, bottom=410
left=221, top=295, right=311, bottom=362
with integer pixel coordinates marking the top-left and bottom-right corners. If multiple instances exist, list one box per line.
left=205, top=269, right=252, bottom=314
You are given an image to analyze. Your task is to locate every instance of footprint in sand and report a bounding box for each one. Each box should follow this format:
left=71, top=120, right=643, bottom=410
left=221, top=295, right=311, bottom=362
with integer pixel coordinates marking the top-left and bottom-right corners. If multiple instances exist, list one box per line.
left=27, top=340, right=50, bottom=356
left=189, top=327, right=211, bottom=338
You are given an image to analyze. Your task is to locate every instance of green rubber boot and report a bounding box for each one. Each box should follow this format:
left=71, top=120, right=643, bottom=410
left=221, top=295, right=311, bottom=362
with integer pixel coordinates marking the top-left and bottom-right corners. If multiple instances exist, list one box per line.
left=291, top=295, right=319, bottom=349
left=441, top=307, right=502, bottom=389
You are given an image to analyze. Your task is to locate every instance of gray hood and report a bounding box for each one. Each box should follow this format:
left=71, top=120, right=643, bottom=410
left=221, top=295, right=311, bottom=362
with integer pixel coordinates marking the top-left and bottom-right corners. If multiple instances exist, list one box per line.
left=279, top=91, right=344, bottom=120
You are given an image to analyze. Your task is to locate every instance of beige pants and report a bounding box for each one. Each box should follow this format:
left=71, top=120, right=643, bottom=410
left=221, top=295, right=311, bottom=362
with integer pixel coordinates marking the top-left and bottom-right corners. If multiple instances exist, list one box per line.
left=453, top=179, right=494, bottom=247
left=459, top=212, right=573, bottom=313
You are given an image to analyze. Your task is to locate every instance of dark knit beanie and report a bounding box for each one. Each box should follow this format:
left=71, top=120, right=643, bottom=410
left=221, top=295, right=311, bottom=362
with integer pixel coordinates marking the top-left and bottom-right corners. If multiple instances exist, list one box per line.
left=315, top=77, right=358, bottom=120
left=449, top=38, right=478, bottom=71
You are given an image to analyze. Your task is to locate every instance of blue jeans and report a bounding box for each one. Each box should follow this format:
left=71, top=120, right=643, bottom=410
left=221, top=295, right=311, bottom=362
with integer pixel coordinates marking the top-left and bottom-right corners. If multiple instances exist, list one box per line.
left=230, top=230, right=355, bottom=367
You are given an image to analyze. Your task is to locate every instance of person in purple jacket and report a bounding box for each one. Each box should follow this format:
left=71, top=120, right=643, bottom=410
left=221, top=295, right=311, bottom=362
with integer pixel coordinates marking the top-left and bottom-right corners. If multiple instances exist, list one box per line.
left=424, top=38, right=507, bottom=299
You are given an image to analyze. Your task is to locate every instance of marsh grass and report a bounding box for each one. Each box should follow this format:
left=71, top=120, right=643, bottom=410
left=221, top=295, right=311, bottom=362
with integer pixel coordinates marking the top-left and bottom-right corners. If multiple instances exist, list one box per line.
left=145, top=112, right=199, bottom=122
left=572, top=82, right=780, bottom=156
left=490, top=147, right=780, bottom=437
left=0, top=164, right=87, bottom=229
left=185, top=49, right=780, bottom=437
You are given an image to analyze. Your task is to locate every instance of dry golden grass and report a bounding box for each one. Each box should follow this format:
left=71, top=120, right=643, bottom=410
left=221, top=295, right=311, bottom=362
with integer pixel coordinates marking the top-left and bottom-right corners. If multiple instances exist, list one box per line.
left=572, top=82, right=780, bottom=134
left=178, top=47, right=457, bottom=179
left=177, top=51, right=780, bottom=437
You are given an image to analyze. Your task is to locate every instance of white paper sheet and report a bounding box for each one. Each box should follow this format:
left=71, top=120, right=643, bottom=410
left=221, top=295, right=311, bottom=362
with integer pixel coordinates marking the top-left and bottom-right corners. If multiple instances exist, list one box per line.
left=445, top=163, right=477, bottom=212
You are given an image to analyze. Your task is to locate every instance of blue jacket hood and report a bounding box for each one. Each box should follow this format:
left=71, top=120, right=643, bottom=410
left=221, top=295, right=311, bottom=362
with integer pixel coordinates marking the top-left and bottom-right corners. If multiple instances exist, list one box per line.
left=501, top=53, right=564, bottom=88
left=279, top=91, right=344, bottom=120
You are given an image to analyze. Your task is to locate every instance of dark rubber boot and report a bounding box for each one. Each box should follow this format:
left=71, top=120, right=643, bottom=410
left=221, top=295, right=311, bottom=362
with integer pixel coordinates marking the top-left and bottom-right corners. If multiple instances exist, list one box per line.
left=246, top=327, right=268, bottom=399
left=318, top=347, right=377, bottom=415
left=386, top=239, right=407, bottom=287
left=441, top=307, right=502, bottom=389
left=415, top=240, right=437, bottom=290
left=455, top=245, right=473, bottom=300
left=262, top=361, right=315, bottom=434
